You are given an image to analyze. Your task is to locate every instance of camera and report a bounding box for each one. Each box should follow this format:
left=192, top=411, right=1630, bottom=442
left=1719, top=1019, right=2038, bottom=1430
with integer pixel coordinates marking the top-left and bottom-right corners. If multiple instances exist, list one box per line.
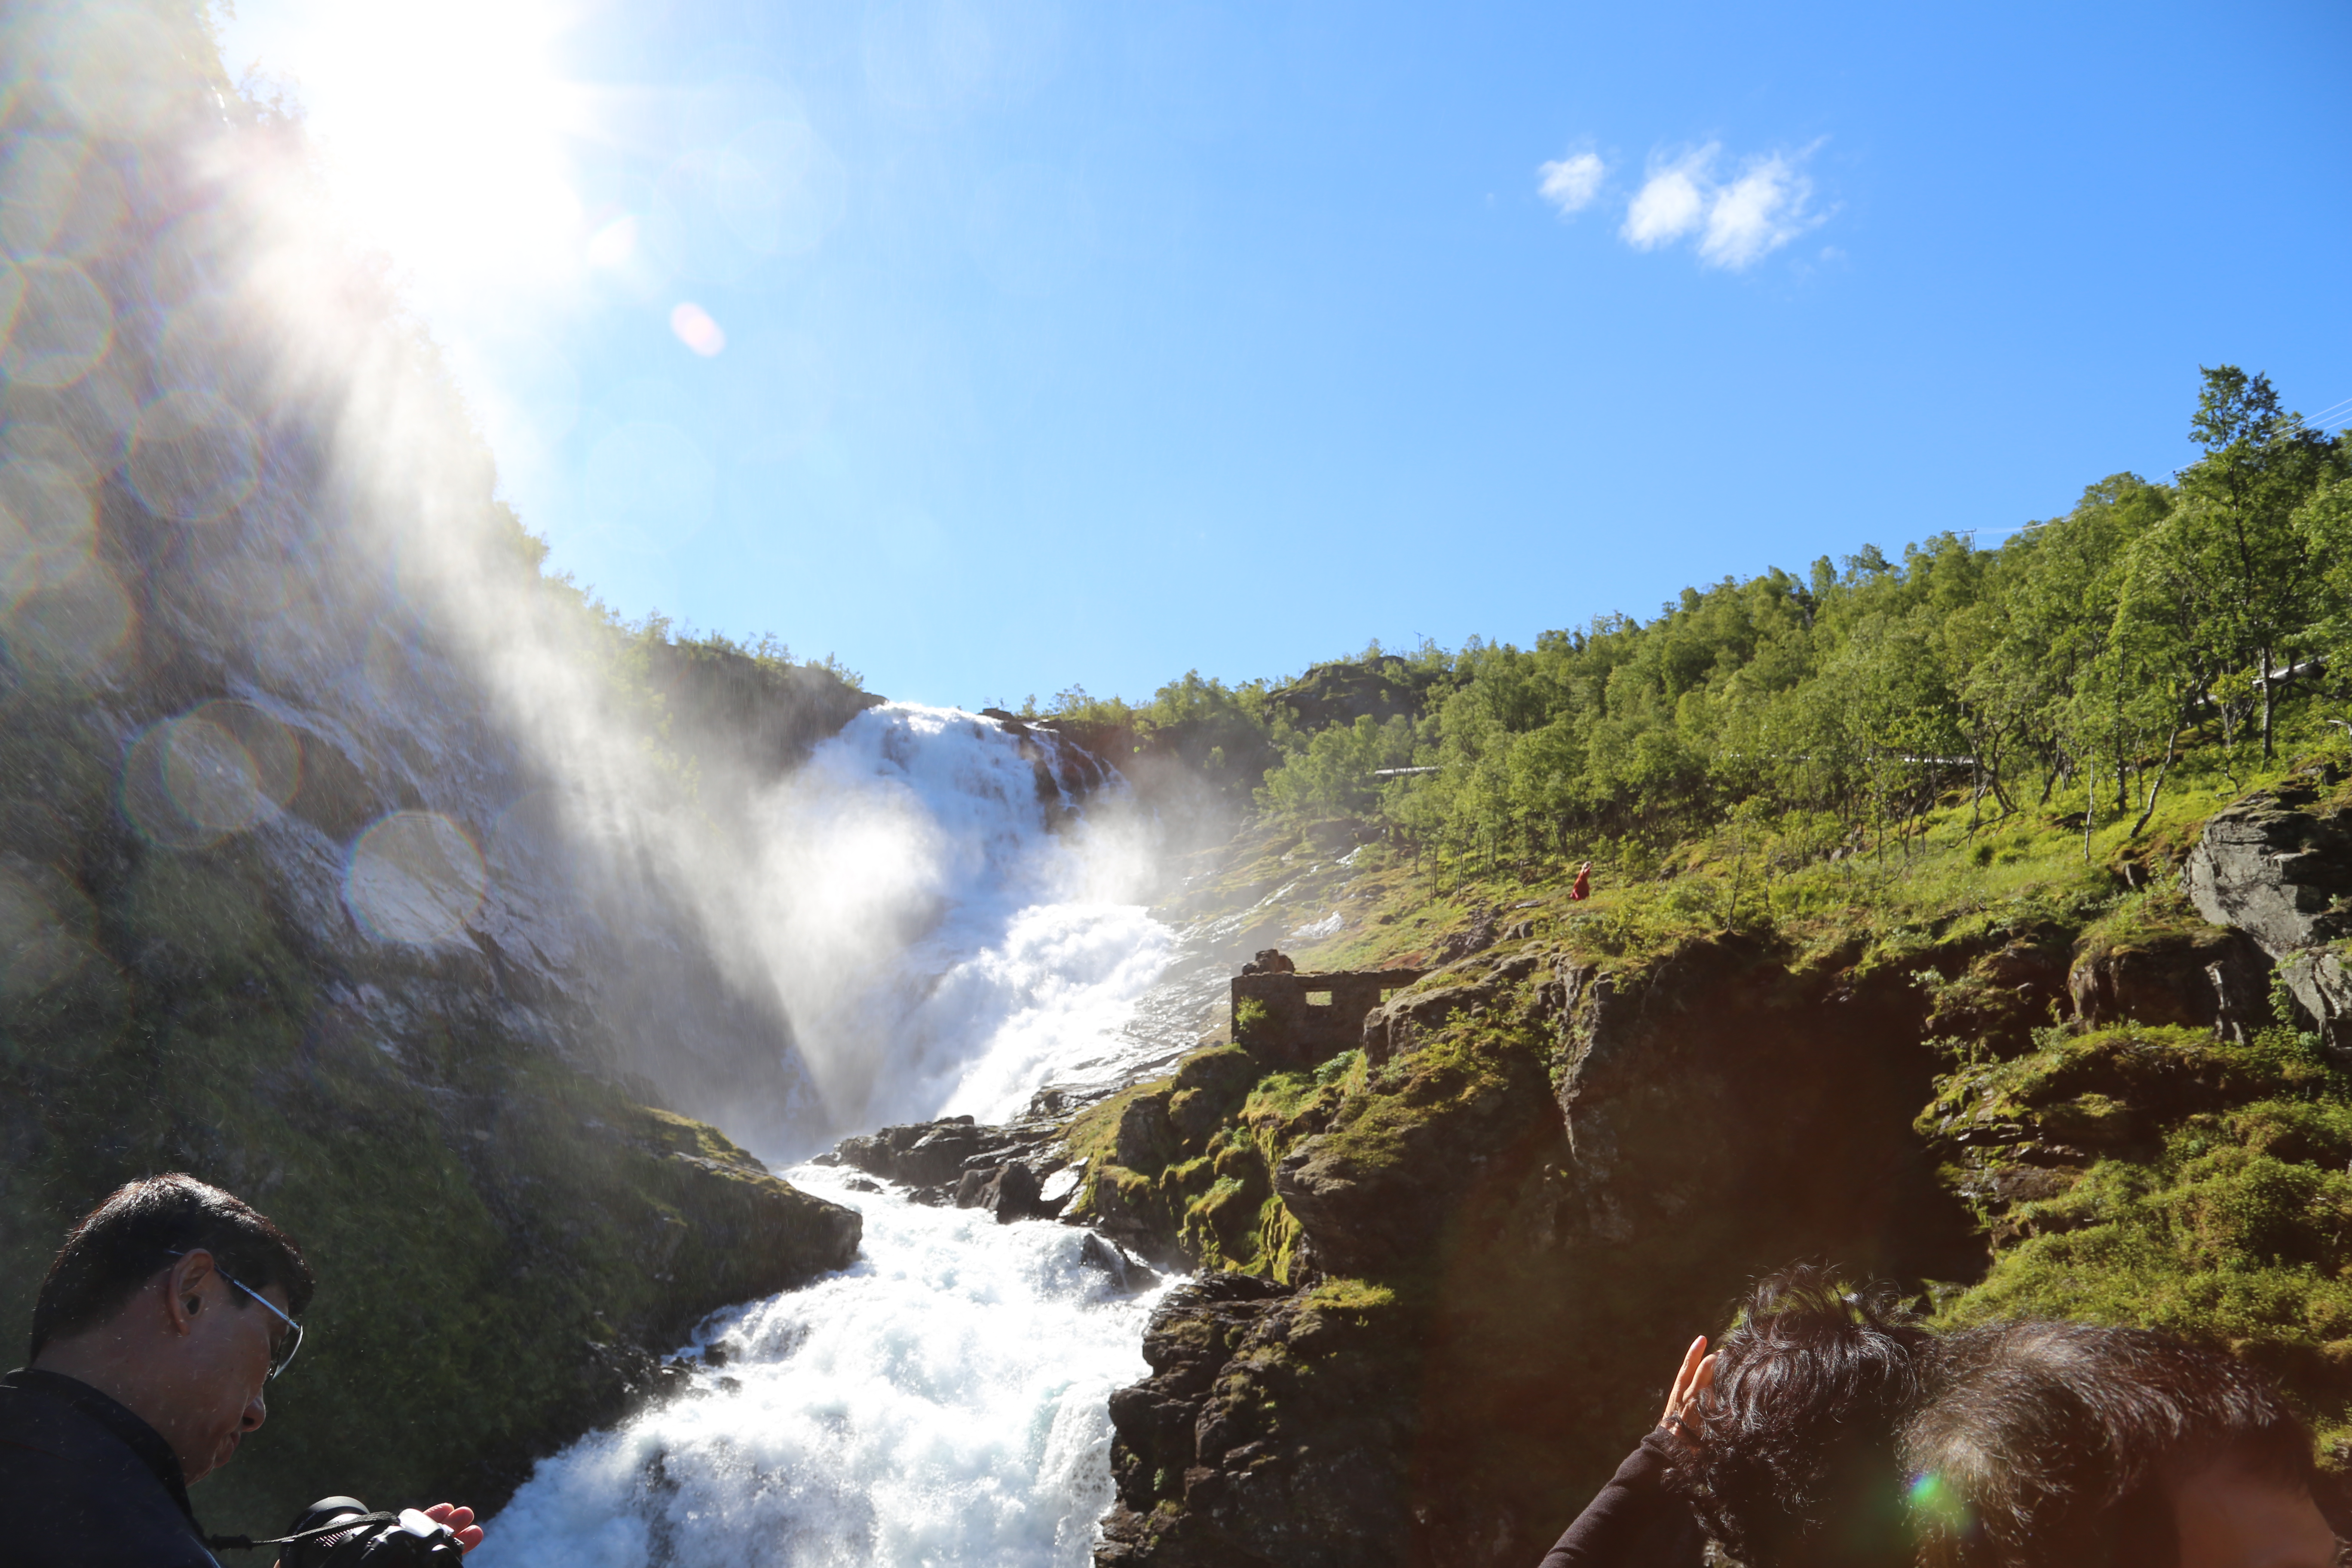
left=274, top=1498, right=466, bottom=1567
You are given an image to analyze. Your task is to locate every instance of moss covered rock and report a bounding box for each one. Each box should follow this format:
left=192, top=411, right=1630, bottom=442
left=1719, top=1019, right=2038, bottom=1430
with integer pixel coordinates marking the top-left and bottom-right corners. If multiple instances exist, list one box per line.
left=1922, top=1023, right=2352, bottom=1449
left=0, top=11, right=865, bottom=1525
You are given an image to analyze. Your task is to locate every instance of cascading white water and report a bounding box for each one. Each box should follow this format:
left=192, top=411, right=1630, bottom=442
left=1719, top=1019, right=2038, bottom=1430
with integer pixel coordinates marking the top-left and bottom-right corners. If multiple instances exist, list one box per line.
left=476, top=704, right=1191, bottom=1567
left=479, top=1174, right=1164, bottom=1568
left=739, top=702, right=1180, bottom=1138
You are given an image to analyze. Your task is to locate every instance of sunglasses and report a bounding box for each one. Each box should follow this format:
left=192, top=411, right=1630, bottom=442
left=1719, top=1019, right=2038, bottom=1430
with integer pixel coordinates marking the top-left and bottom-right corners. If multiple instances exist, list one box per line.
left=164, top=1250, right=304, bottom=1378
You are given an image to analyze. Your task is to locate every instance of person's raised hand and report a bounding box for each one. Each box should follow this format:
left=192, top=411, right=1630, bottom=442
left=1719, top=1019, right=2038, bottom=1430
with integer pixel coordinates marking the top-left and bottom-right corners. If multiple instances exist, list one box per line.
left=1655, top=1335, right=1716, bottom=1454
left=421, top=1504, right=483, bottom=1553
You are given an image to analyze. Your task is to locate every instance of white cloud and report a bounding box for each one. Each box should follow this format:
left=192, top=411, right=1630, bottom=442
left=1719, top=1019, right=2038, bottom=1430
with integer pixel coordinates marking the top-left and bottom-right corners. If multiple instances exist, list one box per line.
left=1613, top=140, right=1827, bottom=270
left=1698, top=152, right=1816, bottom=268
left=1536, top=150, right=1606, bottom=215
left=1620, top=146, right=1713, bottom=249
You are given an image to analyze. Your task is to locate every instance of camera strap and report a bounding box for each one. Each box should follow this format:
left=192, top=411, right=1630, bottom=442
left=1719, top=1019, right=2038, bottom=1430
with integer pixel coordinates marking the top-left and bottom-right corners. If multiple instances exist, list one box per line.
left=205, top=1510, right=403, bottom=1550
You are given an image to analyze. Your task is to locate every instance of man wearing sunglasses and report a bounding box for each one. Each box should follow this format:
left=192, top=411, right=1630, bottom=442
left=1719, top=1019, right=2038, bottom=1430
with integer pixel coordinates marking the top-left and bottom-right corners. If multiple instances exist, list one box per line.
left=0, top=1173, right=484, bottom=1566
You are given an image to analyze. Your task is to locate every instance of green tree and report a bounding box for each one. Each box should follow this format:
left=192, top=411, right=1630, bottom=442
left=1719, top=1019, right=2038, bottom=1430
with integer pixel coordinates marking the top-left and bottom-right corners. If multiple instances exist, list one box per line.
left=2173, top=366, right=2340, bottom=755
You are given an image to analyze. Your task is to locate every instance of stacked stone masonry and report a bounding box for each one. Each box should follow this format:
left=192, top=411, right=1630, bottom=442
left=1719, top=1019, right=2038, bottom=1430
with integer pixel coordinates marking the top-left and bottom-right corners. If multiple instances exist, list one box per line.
left=1231, top=949, right=1425, bottom=1069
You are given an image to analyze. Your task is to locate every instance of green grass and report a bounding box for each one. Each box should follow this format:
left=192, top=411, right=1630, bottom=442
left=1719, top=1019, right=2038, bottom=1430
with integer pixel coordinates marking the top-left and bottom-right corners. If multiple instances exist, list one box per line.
left=1921, top=1020, right=2352, bottom=1452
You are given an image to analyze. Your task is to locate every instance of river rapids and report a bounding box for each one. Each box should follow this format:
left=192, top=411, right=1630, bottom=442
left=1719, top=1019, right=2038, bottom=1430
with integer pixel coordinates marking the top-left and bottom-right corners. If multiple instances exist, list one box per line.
left=477, top=704, right=1193, bottom=1568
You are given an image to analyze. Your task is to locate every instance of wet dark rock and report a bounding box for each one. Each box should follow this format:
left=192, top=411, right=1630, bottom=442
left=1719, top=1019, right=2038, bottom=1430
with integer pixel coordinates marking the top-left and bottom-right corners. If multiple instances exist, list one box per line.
left=974, top=710, right=1125, bottom=821
left=830, top=1114, right=1066, bottom=1216
left=954, top=1160, right=1050, bottom=1222
left=834, top=1115, right=997, bottom=1186
left=1096, top=1275, right=1409, bottom=1568
left=1098, top=925, right=2033, bottom=1568
left=1078, top=1231, right=1161, bottom=1294
left=577, top=1341, right=695, bottom=1430
left=842, top=1176, right=880, bottom=1193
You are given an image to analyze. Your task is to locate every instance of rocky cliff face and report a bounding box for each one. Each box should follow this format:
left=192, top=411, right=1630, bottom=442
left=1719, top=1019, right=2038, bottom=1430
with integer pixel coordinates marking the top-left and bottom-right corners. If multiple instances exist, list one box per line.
left=1088, top=775, right=2352, bottom=1567
left=1087, top=929, right=1987, bottom=1568
left=1096, top=1274, right=1409, bottom=1568
left=2186, top=781, right=2352, bottom=1050
left=0, top=2, right=863, bottom=1529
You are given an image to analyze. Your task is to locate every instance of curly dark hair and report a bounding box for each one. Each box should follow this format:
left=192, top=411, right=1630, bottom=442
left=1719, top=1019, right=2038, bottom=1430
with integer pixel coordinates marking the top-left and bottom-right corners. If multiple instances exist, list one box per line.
left=1900, top=1319, right=2318, bottom=1568
left=1675, top=1265, right=1936, bottom=1568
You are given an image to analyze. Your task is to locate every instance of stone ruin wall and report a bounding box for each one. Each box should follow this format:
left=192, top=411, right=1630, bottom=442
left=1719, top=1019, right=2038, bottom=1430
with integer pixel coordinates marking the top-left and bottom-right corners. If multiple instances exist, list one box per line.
left=1230, top=949, right=1426, bottom=1068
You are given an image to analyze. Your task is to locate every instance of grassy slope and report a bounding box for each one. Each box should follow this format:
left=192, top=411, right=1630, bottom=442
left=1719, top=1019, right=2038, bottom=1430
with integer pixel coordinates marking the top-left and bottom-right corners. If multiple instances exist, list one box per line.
left=1081, top=724, right=2352, bottom=1528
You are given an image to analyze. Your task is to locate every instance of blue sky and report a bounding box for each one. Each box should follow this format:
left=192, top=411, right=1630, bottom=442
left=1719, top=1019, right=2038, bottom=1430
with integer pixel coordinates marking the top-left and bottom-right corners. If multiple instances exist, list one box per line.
left=222, top=0, right=2352, bottom=708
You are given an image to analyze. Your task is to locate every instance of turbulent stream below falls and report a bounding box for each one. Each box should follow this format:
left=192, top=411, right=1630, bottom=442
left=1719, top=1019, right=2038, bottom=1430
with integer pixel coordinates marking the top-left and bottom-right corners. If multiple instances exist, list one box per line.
left=478, top=705, right=1222, bottom=1568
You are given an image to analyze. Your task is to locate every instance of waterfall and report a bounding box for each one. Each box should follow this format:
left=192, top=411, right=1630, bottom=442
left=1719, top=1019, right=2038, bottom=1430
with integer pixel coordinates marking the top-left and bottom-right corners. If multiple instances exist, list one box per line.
left=475, top=703, right=1192, bottom=1567
left=739, top=700, right=1179, bottom=1140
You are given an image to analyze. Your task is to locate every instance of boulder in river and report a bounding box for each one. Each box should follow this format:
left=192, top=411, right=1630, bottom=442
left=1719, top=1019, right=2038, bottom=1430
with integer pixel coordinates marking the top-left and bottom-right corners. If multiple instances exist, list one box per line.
left=831, top=1114, right=1068, bottom=1215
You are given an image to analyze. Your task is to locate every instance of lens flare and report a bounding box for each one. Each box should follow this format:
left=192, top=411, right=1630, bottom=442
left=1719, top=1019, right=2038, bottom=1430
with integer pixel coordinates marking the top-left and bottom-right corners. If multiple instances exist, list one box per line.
left=0, top=257, right=113, bottom=387
left=1, top=418, right=100, bottom=487
left=116, top=702, right=298, bottom=849
left=1, top=358, right=138, bottom=476
left=344, top=812, right=489, bottom=944
left=121, top=717, right=224, bottom=851
left=1907, top=1471, right=1972, bottom=1532
left=584, top=214, right=635, bottom=268
left=4, top=559, right=132, bottom=682
left=42, top=0, right=185, bottom=139
left=669, top=301, right=726, bottom=357
left=193, top=699, right=303, bottom=808
left=0, top=135, right=126, bottom=260
left=128, top=387, right=260, bottom=522
left=222, top=0, right=586, bottom=291
left=0, top=450, right=97, bottom=605
left=160, top=715, right=263, bottom=833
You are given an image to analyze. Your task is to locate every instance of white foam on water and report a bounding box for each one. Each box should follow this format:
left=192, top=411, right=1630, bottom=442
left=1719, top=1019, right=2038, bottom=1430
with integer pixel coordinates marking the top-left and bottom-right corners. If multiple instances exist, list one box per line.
left=478, top=1170, right=1167, bottom=1568
left=479, top=704, right=1192, bottom=1566
left=737, top=703, right=1179, bottom=1135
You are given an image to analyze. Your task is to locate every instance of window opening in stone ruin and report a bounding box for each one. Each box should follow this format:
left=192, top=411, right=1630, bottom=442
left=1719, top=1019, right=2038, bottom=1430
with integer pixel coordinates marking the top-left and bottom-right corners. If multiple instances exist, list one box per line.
left=1306, top=990, right=1333, bottom=1006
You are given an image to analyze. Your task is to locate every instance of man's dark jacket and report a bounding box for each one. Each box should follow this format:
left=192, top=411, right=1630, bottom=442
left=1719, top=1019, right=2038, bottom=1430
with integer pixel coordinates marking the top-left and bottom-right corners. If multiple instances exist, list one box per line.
left=0, top=1367, right=221, bottom=1566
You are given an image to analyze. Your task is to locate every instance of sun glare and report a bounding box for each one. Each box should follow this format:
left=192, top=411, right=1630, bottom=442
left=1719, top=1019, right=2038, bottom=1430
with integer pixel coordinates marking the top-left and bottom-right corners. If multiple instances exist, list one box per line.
left=232, top=0, right=589, bottom=297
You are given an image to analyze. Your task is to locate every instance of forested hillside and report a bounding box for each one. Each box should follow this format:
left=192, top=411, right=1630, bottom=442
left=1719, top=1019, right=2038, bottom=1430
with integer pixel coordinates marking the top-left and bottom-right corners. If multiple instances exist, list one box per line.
left=1062, top=367, right=2352, bottom=872
left=1057, top=370, right=2352, bottom=1568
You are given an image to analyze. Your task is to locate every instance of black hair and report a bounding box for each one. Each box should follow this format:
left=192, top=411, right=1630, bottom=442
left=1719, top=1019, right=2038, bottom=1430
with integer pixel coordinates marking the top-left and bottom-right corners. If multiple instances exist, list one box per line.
left=1900, top=1319, right=2317, bottom=1568
left=1675, top=1264, right=1936, bottom=1568
left=29, top=1174, right=313, bottom=1362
